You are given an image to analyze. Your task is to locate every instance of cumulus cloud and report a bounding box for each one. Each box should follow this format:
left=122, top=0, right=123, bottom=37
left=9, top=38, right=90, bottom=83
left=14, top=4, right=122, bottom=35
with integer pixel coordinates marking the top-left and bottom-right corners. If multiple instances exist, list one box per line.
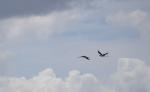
left=112, top=58, right=150, bottom=92
left=0, top=58, right=150, bottom=92
left=0, top=69, right=110, bottom=92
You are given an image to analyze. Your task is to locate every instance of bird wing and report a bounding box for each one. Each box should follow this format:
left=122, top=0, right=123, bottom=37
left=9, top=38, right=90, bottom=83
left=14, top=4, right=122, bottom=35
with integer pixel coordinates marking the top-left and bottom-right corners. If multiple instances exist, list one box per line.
left=98, top=51, right=103, bottom=55
left=104, top=53, right=108, bottom=55
left=80, top=56, right=90, bottom=60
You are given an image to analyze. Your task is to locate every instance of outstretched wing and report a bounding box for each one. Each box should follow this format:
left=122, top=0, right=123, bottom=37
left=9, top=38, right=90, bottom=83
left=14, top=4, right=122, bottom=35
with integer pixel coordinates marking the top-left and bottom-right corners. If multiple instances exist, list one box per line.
left=98, top=50, right=103, bottom=55
left=104, top=53, right=108, bottom=56
left=80, top=56, right=90, bottom=60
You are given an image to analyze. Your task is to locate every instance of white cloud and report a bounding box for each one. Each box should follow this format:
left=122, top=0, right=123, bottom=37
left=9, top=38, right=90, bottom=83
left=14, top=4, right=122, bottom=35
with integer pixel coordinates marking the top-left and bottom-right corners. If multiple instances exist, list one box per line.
left=106, top=10, right=150, bottom=40
left=0, top=69, right=110, bottom=92
left=112, top=58, right=150, bottom=92
left=0, top=10, right=80, bottom=42
left=0, top=58, right=150, bottom=92
left=106, top=10, right=148, bottom=26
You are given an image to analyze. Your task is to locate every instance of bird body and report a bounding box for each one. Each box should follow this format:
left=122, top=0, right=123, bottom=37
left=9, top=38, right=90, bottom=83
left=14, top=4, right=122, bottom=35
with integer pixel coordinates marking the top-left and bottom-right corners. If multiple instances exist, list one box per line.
left=98, top=50, right=108, bottom=57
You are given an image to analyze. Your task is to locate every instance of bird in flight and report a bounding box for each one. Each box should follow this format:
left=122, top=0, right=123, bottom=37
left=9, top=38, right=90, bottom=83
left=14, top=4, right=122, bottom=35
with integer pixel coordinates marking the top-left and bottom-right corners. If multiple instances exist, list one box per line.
left=98, top=50, right=108, bottom=57
left=79, top=56, right=90, bottom=60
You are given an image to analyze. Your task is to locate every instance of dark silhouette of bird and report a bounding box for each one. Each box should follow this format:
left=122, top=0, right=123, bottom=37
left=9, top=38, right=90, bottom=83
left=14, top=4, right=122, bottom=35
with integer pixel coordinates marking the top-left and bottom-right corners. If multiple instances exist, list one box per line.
left=79, top=56, right=90, bottom=60
left=98, top=50, right=108, bottom=57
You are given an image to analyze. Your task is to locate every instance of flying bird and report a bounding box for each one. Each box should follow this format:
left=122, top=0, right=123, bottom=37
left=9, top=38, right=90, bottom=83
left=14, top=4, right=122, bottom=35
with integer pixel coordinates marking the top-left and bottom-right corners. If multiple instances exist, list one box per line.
left=98, top=50, right=108, bottom=57
left=79, top=56, right=90, bottom=60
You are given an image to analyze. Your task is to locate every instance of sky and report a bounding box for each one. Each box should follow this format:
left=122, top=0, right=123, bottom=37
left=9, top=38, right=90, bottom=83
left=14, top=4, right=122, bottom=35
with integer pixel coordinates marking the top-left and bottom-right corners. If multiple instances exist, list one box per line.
left=0, top=0, right=150, bottom=92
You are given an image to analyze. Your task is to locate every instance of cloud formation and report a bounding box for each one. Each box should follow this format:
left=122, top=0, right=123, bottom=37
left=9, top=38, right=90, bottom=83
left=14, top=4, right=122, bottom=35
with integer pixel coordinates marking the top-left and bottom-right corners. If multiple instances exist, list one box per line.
left=106, top=10, right=150, bottom=40
left=0, top=10, right=80, bottom=42
left=0, top=0, right=97, bottom=19
left=0, top=69, right=108, bottom=92
left=1, top=0, right=149, bottom=42
left=112, top=58, right=150, bottom=92
left=0, top=58, right=150, bottom=92
left=0, top=0, right=76, bottom=19
left=106, top=10, right=147, bottom=26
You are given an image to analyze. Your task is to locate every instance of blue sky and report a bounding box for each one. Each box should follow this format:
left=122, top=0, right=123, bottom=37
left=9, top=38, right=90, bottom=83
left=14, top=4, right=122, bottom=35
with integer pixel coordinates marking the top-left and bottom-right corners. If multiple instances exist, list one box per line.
left=0, top=0, right=150, bottom=92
